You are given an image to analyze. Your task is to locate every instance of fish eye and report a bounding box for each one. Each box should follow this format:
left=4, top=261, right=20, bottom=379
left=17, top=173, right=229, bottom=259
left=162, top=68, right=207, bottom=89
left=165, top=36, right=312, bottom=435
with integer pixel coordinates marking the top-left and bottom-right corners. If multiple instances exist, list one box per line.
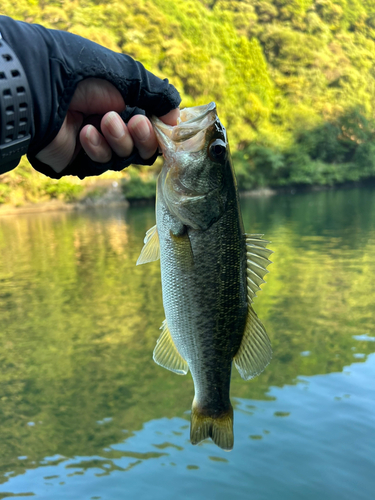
left=208, top=139, right=226, bottom=161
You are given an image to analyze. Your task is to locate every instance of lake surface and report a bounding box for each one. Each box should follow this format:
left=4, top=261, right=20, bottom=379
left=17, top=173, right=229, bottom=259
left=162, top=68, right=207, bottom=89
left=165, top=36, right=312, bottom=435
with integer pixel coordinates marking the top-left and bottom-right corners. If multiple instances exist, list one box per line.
left=0, top=187, right=374, bottom=500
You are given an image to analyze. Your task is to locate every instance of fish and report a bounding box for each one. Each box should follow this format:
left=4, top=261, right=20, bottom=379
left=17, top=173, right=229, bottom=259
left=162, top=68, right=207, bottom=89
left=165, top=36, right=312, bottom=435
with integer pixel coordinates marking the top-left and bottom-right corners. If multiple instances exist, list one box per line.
left=136, top=102, right=272, bottom=451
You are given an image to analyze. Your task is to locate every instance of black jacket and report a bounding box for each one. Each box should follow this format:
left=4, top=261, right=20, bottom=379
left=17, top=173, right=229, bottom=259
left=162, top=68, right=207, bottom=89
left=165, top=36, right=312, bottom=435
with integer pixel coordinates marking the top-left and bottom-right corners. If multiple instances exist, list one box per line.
left=0, top=16, right=180, bottom=178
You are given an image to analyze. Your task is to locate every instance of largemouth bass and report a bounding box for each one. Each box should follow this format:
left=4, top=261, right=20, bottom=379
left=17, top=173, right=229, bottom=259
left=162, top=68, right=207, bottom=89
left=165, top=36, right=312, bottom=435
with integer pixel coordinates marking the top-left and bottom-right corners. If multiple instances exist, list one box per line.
left=137, top=103, right=272, bottom=451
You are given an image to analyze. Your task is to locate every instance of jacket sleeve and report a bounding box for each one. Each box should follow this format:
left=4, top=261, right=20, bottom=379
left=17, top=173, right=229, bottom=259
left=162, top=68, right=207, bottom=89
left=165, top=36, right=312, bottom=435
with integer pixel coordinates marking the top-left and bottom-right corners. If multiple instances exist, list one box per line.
left=0, top=16, right=181, bottom=179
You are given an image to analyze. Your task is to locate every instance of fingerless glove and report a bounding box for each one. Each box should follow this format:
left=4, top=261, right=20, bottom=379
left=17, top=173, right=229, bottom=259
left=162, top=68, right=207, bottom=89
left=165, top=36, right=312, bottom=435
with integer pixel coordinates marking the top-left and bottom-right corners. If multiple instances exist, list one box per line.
left=0, top=16, right=181, bottom=178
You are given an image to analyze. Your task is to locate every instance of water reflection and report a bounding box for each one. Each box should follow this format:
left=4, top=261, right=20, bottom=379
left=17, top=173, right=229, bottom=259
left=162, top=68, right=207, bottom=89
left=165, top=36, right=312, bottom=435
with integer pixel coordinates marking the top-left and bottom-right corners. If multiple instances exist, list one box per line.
left=0, top=355, right=373, bottom=500
left=0, top=187, right=375, bottom=498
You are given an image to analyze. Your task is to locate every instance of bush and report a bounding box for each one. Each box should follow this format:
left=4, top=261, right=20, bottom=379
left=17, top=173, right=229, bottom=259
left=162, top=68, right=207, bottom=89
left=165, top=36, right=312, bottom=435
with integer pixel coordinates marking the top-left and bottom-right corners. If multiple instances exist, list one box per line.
left=234, top=108, right=375, bottom=190
left=0, top=183, right=11, bottom=204
left=233, top=144, right=285, bottom=190
left=43, top=180, right=84, bottom=202
left=121, top=170, right=157, bottom=200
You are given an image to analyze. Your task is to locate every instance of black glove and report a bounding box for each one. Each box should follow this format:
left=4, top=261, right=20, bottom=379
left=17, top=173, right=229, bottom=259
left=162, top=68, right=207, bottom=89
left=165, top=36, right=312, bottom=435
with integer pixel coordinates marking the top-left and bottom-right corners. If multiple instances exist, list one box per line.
left=0, top=16, right=181, bottom=179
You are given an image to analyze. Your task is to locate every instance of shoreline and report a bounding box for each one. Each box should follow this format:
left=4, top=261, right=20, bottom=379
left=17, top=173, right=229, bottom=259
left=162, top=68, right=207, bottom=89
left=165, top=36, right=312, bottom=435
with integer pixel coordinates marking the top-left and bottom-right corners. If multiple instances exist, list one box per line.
left=0, top=181, right=372, bottom=216
left=0, top=199, right=129, bottom=217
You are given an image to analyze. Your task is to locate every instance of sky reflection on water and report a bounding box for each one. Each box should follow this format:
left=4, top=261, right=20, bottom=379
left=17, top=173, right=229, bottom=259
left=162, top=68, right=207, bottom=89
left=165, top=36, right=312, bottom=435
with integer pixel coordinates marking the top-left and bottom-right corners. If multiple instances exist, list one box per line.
left=0, top=354, right=374, bottom=500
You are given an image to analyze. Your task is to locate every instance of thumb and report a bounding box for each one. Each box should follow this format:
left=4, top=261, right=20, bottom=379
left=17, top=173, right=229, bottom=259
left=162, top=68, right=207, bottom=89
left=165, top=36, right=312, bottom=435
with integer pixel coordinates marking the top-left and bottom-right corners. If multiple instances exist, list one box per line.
left=35, top=110, right=84, bottom=172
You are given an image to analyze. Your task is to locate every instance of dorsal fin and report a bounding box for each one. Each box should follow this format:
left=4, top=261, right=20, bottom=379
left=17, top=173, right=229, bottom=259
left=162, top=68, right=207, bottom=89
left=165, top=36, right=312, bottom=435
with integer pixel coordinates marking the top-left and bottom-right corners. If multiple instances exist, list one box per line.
left=136, top=225, right=160, bottom=265
left=245, top=234, right=272, bottom=303
left=234, top=306, right=272, bottom=380
left=153, top=320, right=189, bottom=375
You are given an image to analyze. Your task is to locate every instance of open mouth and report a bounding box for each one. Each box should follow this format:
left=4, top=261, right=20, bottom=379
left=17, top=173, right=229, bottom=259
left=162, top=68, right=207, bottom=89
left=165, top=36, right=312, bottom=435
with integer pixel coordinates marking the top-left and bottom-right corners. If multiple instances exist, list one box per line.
left=177, top=102, right=216, bottom=124
left=151, top=102, right=218, bottom=150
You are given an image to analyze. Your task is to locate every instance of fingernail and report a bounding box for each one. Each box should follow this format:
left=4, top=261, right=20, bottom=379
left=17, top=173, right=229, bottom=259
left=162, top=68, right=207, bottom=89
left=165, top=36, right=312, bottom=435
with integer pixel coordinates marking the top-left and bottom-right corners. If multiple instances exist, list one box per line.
left=160, top=108, right=180, bottom=126
left=131, top=116, right=151, bottom=142
left=105, top=112, right=125, bottom=139
left=86, top=125, right=100, bottom=146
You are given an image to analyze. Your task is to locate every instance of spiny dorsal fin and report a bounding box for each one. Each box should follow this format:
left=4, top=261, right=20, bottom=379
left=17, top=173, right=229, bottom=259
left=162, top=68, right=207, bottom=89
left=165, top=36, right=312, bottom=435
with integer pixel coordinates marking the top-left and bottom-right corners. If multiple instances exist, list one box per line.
left=234, top=306, right=272, bottom=381
left=136, top=225, right=160, bottom=265
left=245, top=234, right=272, bottom=303
left=153, top=320, right=189, bottom=375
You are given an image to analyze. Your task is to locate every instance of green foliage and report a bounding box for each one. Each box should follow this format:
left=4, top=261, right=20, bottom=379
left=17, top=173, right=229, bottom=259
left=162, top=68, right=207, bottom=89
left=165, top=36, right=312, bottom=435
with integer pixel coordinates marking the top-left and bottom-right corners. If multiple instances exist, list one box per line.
left=121, top=168, right=157, bottom=201
left=0, top=184, right=11, bottom=204
left=0, top=158, right=84, bottom=205
left=233, top=144, right=285, bottom=189
left=1, top=0, right=375, bottom=201
left=235, top=108, right=375, bottom=190
left=43, top=179, right=84, bottom=201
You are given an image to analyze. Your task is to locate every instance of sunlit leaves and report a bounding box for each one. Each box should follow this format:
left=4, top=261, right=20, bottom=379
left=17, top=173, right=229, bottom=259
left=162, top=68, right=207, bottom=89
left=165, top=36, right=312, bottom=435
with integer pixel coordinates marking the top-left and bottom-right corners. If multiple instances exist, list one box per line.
left=1, top=0, right=375, bottom=197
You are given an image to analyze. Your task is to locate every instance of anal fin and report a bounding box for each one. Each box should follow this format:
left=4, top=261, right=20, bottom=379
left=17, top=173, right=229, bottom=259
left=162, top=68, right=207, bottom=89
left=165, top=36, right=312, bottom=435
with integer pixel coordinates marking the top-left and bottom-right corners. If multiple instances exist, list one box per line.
left=153, top=320, right=189, bottom=375
left=136, top=225, right=160, bottom=265
left=234, top=306, right=272, bottom=380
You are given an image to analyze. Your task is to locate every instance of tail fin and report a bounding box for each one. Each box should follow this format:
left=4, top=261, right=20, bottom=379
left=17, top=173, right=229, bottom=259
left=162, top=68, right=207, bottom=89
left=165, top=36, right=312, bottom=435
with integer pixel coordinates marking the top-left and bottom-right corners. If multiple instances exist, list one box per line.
left=190, top=405, right=234, bottom=451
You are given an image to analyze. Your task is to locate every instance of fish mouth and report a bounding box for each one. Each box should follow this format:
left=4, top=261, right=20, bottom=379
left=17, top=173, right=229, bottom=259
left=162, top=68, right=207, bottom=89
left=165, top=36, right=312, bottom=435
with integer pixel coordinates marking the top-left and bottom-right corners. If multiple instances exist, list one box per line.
left=151, top=102, right=220, bottom=154
left=176, top=102, right=216, bottom=126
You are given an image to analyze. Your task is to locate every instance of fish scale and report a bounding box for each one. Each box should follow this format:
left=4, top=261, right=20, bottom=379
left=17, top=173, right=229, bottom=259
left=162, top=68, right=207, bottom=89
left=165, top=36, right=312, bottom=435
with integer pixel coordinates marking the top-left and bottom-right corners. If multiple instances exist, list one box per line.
left=137, top=103, right=272, bottom=450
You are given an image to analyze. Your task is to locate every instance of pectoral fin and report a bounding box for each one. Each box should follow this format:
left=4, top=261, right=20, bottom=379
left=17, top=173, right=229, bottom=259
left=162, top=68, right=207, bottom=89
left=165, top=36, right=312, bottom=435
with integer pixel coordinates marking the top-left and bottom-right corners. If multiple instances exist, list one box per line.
left=153, top=320, right=189, bottom=375
left=136, top=225, right=160, bottom=265
left=245, top=234, right=273, bottom=303
left=170, top=229, right=194, bottom=268
left=234, top=306, right=272, bottom=380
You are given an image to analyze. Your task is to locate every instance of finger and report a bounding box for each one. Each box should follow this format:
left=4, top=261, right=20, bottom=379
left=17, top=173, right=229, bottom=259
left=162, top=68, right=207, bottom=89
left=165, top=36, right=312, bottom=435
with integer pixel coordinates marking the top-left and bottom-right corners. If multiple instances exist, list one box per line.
left=70, top=79, right=125, bottom=115
left=127, top=115, right=158, bottom=160
left=36, top=110, right=83, bottom=172
left=159, top=108, right=180, bottom=126
left=101, top=112, right=134, bottom=158
left=80, top=125, right=112, bottom=163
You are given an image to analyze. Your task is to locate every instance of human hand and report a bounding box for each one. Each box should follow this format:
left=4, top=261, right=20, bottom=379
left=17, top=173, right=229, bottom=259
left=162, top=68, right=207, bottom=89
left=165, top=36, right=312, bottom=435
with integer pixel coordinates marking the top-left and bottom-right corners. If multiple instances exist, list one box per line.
left=36, top=78, right=180, bottom=174
left=0, top=16, right=181, bottom=179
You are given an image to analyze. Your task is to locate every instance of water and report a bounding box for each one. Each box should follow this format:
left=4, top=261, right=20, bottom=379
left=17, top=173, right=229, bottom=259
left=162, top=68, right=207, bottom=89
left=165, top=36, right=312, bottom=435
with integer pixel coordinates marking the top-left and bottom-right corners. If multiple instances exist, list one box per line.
left=0, top=187, right=374, bottom=500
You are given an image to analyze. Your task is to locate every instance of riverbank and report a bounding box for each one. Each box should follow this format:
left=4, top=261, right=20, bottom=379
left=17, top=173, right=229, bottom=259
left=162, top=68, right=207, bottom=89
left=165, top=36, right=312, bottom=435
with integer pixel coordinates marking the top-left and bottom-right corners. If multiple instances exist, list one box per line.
left=0, top=186, right=273, bottom=215
left=0, top=179, right=129, bottom=216
left=0, top=199, right=129, bottom=217
left=3, top=180, right=373, bottom=216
